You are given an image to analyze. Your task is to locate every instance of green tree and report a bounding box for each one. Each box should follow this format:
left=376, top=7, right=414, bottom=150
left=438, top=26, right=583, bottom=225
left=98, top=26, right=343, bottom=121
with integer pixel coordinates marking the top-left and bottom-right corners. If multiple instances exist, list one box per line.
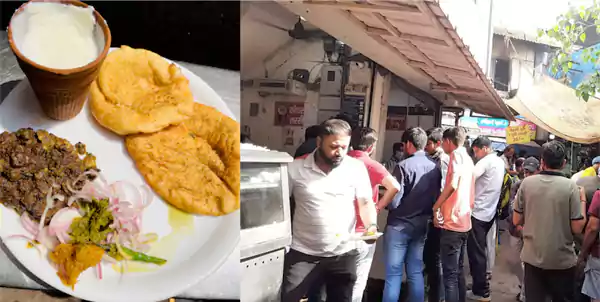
left=539, top=3, right=600, bottom=101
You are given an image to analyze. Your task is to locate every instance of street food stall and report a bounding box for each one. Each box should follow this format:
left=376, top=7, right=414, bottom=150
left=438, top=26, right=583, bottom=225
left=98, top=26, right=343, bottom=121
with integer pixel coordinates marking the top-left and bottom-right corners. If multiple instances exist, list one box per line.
left=240, top=144, right=293, bottom=302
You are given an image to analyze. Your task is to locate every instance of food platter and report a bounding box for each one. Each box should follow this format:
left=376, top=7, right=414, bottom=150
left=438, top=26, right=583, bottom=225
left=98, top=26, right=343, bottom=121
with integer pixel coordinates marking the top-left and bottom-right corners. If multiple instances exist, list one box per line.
left=353, top=232, right=384, bottom=241
left=0, top=48, right=240, bottom=302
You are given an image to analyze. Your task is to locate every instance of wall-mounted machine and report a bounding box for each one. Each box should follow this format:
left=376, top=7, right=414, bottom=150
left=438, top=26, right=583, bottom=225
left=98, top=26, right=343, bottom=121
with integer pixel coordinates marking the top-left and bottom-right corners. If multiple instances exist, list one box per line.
left=243, top=78, right=307, bottom=97
left=320, top=65, right=343, bottom=96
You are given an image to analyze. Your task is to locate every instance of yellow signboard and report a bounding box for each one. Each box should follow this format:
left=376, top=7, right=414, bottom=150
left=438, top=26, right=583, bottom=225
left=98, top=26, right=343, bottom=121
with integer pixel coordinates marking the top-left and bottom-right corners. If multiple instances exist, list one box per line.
left=506, top=125, right=532, bottom=145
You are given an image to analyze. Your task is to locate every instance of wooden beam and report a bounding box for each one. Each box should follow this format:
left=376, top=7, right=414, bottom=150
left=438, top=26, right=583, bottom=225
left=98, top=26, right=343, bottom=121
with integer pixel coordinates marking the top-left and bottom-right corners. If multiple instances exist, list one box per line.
left=371, top=34, right=437, bottom=83
left=385, top=15, right=432, bottom=28
left=373, top=13, right=403, bottom=40
left=280, top=1, right=435, bottom=88
left=408, top=61, right=474, bottom=77
left=366, top=27, right=449, bottom=46
left=365, top=26, right=391, bottom=36
left=432, top=84, right=484, bottom=94
left=343, top=11, right=438, bottom=85
left=415, top=1, right=514, bottom=120
left=373, top=12, right=456, bottom=87
left=392, top=75, right=442, bottom=110
left=302, top=1, right=420, bottom=13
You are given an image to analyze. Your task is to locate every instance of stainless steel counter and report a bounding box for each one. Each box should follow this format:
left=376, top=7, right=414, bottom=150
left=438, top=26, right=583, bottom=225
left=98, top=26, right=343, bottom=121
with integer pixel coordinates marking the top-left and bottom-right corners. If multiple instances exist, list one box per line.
left=0, top=31, right=241, bottom=300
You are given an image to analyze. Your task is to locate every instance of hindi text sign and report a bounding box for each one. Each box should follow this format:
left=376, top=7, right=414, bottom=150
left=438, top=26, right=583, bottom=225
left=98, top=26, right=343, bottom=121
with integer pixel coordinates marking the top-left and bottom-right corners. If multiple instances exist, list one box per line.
left=274, top=102, right=304, bottom=126
left=506, top=125, right=531, bottom=144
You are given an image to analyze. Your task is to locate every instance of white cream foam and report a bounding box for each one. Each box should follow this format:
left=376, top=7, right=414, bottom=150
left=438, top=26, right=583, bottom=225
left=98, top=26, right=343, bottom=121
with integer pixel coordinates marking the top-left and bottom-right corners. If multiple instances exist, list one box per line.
left=11, top=2, right=102, bottom=70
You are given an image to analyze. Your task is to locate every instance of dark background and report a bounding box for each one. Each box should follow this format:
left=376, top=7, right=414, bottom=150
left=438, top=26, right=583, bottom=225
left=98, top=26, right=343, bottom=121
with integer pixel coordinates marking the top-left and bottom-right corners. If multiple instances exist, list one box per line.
left=1, top=1, right=240, bottom=71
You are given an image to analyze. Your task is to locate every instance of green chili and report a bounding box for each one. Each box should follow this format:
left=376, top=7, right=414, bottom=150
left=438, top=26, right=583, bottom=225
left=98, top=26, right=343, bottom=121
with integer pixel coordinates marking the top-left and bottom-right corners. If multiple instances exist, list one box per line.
left=121, top=246, right=167, bottom=266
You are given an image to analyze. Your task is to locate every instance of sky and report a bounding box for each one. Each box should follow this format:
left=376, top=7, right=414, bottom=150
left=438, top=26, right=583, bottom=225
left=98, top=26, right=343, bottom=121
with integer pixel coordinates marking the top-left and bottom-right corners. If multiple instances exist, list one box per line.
left=493, top=0, right=592, bottom=32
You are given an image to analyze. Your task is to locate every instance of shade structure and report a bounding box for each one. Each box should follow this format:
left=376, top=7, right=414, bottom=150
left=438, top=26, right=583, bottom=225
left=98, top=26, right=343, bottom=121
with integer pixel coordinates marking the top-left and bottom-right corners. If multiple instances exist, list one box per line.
left=506, top=74, right=600, bottom=144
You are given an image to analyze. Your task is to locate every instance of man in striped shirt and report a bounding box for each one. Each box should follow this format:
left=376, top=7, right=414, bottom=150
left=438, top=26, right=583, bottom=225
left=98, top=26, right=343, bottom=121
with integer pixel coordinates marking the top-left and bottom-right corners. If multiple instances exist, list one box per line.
left=281, top=119, right=378, bottom=302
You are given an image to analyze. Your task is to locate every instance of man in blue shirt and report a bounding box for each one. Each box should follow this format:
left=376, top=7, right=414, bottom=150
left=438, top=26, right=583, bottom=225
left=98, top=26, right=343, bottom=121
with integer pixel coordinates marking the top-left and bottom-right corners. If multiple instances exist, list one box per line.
left=378, top=127, right=442, bottom=302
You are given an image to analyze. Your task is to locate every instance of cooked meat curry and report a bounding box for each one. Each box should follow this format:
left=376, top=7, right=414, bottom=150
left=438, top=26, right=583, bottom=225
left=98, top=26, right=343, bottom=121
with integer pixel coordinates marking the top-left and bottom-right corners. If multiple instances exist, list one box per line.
left=0, top=128, right=98, bottom=225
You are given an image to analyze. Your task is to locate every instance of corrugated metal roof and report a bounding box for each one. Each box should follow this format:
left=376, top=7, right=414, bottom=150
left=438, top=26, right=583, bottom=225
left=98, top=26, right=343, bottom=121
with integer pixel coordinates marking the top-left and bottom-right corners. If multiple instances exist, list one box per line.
left=493, top=26, right=560, bottom=47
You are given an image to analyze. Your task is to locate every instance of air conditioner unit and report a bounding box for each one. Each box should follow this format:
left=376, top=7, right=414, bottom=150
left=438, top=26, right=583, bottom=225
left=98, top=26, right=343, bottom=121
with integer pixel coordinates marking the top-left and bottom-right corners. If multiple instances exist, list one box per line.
left=244, top=79, right=307, bottom=97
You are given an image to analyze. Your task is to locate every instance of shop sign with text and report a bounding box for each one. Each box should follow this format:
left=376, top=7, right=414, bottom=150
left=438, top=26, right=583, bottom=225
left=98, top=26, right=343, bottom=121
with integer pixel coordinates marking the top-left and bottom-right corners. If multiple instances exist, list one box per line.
left=274, top=102, right=304, bottom=126
left=506, top=125, right=532, bottom=144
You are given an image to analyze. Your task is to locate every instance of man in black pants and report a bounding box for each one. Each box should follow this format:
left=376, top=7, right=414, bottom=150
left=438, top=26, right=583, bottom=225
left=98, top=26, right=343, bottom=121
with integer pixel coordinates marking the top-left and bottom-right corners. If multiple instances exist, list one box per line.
left=467, top=136, right=505, bottom=301
left=513, top=141, right=587, bottom=302
left=424, top=128, right=449, bottom=302
left=282, top=119, right=378, bottom=302
left=432, top=127, right=475, bottom=302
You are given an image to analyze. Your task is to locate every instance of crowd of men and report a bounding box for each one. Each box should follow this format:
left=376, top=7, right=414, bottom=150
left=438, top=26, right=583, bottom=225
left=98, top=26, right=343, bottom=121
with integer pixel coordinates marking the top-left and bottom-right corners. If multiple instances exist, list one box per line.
left=280, top=118, right=600, bottom=302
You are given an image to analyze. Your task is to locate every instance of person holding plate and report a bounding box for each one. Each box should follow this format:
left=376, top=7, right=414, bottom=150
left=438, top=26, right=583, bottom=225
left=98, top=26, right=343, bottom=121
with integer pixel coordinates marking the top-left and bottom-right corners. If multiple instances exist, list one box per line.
left=347, top=127, right=400, bottom=302
left=281, top=119, right=378, bottom=302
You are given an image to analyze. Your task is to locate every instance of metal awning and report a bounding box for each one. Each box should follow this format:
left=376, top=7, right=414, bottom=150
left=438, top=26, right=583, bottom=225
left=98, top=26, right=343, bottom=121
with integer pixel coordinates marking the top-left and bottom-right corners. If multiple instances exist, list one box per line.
left=506, top=74, right=600, bottom=144
left=279, top=0, right=514, bottom=120
left=493, top=26, right=561, bottom=48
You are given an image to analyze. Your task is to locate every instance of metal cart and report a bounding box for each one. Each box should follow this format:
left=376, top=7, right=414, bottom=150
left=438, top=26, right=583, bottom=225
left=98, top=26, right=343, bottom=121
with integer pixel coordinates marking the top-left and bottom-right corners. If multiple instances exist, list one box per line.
left=240, top=145, right=293, bottom=302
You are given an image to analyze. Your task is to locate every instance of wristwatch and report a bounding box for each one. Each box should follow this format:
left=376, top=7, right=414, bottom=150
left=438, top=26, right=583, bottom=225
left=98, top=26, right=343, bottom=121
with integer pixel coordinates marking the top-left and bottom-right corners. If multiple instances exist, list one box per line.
left=366, top=223, right=378, bottom=232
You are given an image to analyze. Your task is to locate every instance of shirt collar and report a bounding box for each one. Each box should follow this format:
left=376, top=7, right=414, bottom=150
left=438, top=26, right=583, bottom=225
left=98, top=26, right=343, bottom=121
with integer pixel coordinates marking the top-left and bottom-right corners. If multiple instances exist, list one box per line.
left=303, top=150, right=317, bottom=169
left=538, top=170, right=567, bottom=177
left=406, top=150, right=427, bottom=158
left=348, top=150, right=370, bottom=159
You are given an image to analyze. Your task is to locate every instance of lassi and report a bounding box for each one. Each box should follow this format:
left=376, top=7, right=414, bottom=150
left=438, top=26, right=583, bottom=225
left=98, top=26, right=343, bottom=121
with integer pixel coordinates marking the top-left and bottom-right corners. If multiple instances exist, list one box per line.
left=10, top=2, right=101, bottom=70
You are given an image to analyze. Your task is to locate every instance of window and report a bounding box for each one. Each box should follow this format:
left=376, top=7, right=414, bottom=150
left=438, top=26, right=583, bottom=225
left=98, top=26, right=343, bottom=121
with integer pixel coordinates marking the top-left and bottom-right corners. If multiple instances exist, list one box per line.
left=493, top=58, right=510, bottom=91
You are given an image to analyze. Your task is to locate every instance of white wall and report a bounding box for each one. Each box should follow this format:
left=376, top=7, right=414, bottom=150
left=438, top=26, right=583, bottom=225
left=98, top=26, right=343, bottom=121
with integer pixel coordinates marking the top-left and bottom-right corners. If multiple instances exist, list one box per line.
left=491, top=35, right=537, bottom=90
left=241, top=3, right=329, bottom=154
left=379, top=80, right=436, bottom=161
left=490, top=35, right=551, bottom=140
left=440, top=0, right=494, bottom=74
left=241, top=40, right=325, bottom=155
left=241, top=2, right=299, bottom=79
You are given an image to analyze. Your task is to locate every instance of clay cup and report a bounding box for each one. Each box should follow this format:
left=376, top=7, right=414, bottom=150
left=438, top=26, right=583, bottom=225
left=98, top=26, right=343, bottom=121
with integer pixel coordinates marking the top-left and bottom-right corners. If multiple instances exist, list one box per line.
left=7, top=0, right=112, bottom=121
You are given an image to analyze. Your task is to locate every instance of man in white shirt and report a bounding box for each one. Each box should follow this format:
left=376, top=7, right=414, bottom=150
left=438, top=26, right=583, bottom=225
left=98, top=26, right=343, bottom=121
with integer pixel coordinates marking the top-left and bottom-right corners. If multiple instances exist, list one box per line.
left=467, top=136, right=505, bottom=301
left=282, top=119, right=378, bottom=302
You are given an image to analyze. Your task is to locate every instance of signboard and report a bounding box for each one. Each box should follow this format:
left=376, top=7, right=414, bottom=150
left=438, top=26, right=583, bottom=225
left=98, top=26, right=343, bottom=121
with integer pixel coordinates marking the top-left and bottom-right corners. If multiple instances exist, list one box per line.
left=459, top=116, right=537, bottom=140
left=512, top=119, right=537, bottom=140
left=274, top=102, right=304, bottom=126
left=386, top=115, right=406, bottom=131
left=341, top=96, right=366, bottom=128
left=506, top=125, right=532, bottom=144
left=459, top=117, right=507, bottom=137
left=477, top=117, right=510, bottom=128
left=388, top=106, right=435, bottom=116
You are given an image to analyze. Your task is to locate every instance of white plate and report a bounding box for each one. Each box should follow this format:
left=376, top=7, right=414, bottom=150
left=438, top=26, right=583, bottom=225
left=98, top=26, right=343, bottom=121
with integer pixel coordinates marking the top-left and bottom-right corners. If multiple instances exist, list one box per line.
left=351, top=232, right=383, bottom=241
left=0, top=49, right=240, bottom=302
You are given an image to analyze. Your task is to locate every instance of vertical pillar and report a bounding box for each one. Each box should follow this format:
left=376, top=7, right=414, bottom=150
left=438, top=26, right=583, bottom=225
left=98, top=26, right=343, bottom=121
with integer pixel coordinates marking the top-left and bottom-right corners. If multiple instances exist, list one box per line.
left=368, top=66, right=392, bottom=162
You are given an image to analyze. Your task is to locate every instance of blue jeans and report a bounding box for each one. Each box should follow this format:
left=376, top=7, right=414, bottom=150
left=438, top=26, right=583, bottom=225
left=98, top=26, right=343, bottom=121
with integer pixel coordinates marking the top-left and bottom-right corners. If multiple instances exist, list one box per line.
left=383, top=223, right=427, bottom=302
left=440, top=229, right=468, bottom=302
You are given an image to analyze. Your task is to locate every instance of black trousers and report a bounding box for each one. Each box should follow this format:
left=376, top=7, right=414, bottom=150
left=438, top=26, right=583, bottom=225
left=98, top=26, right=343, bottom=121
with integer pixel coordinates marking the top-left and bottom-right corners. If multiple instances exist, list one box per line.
left=467, top=216, right=495, bottom=297
left=523, top=263, right=576, bottom=302
left=440, top=229, right=468, bottom=302
left=424, top=222, right=444, bottom=302
left=281, top=249, right=358, bottom=302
